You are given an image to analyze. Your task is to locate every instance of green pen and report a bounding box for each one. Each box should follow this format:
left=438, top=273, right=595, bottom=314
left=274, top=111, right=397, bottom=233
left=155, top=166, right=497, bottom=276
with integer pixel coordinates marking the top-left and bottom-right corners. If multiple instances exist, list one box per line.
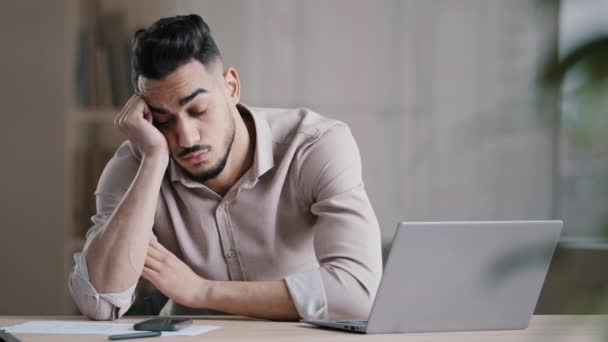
left=108, top=331, right=162, bottom=340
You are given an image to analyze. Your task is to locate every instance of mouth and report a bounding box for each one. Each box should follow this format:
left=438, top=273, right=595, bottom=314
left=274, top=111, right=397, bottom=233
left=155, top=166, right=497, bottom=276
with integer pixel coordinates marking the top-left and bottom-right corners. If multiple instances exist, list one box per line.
left=181, top=148, right=211, bottom=164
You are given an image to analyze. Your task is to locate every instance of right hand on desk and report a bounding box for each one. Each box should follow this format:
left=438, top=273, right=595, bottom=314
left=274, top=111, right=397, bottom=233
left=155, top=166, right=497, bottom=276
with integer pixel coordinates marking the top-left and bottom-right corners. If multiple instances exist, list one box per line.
left=115, top=95, right=169, bottom=161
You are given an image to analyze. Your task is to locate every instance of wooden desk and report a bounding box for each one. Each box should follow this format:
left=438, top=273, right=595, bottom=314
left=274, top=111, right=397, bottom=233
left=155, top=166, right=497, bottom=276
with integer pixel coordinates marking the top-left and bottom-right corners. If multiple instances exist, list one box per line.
left=1, top=315, right=606, bottom=341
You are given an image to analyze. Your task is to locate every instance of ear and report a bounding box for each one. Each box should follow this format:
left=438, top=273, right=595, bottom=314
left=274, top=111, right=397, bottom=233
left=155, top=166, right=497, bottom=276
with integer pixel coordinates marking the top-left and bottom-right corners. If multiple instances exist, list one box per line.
left=223, top=67, right=241, bottom=105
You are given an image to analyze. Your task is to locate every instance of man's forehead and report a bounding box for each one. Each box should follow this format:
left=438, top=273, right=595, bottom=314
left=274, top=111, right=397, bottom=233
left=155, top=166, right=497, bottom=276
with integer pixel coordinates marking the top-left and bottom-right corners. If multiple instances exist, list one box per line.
left=139, top=60, right=217, bottom=92
left=139, top=77, right=199, bottom=96
left=139, top=79, right=213, bottom=108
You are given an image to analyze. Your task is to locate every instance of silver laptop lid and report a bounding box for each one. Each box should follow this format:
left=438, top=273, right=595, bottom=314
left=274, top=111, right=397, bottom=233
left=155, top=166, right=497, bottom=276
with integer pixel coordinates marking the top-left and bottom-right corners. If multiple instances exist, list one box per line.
left=366, top=220, right=563, bottom=334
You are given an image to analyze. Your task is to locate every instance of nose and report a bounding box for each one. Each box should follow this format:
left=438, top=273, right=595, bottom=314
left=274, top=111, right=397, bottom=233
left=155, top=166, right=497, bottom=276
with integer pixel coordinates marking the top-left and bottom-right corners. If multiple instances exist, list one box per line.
left=176, top=117, right=200, bottom=148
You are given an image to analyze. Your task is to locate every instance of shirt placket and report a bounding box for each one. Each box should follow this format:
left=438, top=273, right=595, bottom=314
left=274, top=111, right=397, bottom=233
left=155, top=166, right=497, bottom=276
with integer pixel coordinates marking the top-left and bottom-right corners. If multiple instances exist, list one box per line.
left=215, top=201, right=245, bottom=281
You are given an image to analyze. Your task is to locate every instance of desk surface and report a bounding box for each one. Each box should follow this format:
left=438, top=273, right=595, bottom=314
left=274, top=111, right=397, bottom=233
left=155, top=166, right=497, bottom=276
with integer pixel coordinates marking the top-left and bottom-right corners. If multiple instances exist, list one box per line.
left=0, top=315, right=606, bottom=341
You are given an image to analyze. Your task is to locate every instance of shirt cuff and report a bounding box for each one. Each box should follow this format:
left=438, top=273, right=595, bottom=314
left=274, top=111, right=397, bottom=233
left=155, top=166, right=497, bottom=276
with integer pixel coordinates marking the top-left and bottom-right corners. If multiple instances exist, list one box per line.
left=71, top=251, right=137, bottom=317
left=284, top=267, right=328, bottom=320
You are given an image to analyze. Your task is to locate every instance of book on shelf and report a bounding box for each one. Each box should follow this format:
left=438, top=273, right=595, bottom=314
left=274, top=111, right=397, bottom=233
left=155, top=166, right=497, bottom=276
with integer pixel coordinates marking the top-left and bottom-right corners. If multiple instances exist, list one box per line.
left=101, top=13, right=132, bottom=107
left=73, top=144, right=117, bottom=242
left=75, top=12, right=133, bottom=109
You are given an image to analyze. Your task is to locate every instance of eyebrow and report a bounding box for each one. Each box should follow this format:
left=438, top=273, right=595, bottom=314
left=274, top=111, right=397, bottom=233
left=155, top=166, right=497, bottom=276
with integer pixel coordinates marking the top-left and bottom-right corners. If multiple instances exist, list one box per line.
left=147, top=88, right=209, bottom=115
left=179, top=88, right=208, bottom=106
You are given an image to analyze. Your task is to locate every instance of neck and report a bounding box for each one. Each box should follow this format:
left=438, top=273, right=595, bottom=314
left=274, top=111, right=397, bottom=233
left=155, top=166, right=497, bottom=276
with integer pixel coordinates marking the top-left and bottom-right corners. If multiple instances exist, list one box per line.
left=205, top=106, right=255, bottom=196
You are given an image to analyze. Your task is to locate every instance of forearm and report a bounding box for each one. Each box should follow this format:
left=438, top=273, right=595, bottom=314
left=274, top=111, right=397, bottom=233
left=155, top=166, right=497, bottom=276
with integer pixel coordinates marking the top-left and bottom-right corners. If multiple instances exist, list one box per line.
left=86, top=154, right=168, bottom=293
left=196, top=280, right=300, bottom=321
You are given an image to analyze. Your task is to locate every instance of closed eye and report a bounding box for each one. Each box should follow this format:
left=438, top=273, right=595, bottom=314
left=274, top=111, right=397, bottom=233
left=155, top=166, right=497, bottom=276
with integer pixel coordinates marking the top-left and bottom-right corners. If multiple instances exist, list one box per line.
left=154, top=118, right=173, bottom=128
left=191, top=110, right=206, bottom=117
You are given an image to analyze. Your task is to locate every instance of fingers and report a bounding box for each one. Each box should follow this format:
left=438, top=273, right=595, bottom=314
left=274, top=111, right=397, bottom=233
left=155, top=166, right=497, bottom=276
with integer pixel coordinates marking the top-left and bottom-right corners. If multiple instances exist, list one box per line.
left=111, top=93, right=168, bottom=157
left=147, top=244, right=165, bottom=262
left=144, top=253, right=163, bottom=271
left=122, top=99, right=145, bottom=127
left=149, top=239, right=169, bottom=253
left=141, top=266, right=159, bottom=282
left=114, top=95, right=149, bottom=129
left=146, top=240, right=175, bottom=265
left=114, top=95, right=139, bottom=126
left=142, top=267, right=171, bottom=301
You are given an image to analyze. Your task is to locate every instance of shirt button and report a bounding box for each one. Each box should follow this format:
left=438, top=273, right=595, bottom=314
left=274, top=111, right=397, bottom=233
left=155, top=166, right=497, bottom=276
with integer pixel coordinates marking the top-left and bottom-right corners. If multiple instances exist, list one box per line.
left=216, top=204, right=225, bottom=215
left=227, top=250, right=236, bottom=258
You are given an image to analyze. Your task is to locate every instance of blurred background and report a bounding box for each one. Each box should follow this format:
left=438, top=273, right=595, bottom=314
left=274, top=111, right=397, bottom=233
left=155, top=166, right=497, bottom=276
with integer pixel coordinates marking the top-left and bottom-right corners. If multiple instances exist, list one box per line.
left=1, top=0, right=607, bottom=316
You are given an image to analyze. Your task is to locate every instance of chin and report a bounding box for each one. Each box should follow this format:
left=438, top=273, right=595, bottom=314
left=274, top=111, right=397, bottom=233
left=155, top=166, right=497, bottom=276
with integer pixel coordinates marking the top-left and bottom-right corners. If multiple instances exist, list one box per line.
left=183, top=163, right=210, bottom=175
left=175, top=155, right=212, bottom=171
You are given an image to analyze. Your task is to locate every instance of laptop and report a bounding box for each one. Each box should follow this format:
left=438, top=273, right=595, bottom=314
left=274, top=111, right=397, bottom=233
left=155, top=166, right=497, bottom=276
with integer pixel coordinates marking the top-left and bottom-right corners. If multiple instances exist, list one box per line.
left=304, top=220, right=563, bottom=334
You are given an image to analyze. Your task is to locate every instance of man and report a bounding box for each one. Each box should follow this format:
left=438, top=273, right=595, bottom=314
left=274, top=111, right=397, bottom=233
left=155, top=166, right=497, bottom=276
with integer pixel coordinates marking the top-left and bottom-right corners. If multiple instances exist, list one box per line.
left=68, top=14, right=382, bottom=321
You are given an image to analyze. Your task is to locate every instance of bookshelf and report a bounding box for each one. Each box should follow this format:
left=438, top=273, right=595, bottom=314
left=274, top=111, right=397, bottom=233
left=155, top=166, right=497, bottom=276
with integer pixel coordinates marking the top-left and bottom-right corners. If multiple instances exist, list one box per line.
left=69, top=108, right=121, bottom=257
left=70, top=0, right=135, bottom=256
left=68, top=0, right=177, bottom=269
left=70, top=0, right=128, bottom=254
left=65, top=1, right=180, bottom=315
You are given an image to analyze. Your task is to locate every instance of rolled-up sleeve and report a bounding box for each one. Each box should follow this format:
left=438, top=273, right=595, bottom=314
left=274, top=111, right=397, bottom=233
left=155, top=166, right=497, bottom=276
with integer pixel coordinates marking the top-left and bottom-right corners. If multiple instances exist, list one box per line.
left=285, top=122, right=383, bottom=320
left=284, top=267, right=328, bottom=319
left=68, top=142, right=142, bottom=320
left=68, top=248, right=136, bottom=320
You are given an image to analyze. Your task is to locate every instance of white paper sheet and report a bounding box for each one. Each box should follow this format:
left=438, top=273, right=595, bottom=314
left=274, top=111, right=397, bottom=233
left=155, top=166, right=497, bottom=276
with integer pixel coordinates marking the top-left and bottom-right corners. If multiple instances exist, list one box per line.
left=0, top=320, right=219, bottom=336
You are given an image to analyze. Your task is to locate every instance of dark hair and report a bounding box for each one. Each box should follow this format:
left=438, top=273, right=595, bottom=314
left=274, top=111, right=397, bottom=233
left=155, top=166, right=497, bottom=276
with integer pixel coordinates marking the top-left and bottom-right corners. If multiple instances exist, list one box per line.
left=131, top=14, right=222, bottom=91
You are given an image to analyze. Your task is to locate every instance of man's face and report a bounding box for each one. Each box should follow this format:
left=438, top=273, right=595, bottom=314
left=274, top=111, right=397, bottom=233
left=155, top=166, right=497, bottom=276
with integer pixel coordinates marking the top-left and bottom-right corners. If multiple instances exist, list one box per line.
left=139, top=59, right=237, bottom=182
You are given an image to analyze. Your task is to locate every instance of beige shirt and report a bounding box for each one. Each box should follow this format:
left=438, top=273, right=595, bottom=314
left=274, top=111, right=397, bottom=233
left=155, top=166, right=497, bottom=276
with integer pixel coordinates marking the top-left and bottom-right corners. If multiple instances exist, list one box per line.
left=68, top=104, right=383, bottom=321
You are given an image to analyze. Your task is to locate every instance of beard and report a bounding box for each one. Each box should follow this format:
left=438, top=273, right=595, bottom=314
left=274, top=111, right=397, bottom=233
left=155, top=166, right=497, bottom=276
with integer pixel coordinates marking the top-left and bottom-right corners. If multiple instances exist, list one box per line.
left=176, top=112, right=236, bottom=183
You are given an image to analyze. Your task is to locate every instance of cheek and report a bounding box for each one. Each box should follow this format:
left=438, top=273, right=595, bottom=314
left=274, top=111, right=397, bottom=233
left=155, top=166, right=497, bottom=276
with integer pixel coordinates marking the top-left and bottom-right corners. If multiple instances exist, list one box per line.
left=198, top=116, right=223, bottom=142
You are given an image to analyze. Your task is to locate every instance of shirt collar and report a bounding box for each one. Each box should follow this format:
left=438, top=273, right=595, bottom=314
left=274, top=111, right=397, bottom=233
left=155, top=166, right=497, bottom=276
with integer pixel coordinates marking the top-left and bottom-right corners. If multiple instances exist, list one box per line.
left=169, top=103, right=274, bottom=186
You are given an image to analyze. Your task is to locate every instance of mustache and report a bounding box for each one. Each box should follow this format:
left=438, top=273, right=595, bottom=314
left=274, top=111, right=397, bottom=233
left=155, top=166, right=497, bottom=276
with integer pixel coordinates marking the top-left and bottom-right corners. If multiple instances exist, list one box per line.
left=178, top=145, right=212, bottom=158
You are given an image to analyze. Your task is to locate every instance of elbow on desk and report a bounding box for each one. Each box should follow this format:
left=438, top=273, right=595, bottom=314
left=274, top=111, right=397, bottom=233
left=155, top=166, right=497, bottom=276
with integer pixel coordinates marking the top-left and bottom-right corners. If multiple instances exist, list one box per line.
left=320, top=266, right=381, bottom=320
left=67, top=272, right=121, bottom=321
left=326, top=288, right=375, bottom=320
